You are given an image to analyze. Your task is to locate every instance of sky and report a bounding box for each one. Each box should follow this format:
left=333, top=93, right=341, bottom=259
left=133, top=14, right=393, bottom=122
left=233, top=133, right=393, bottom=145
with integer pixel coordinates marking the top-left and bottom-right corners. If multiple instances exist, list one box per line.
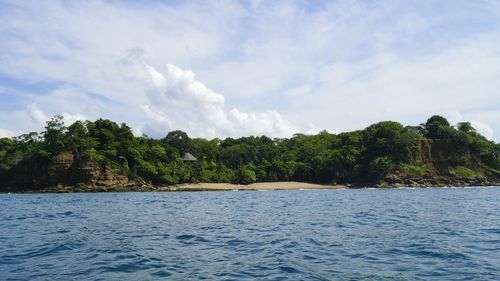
left=1, top=0, right=500, bottom=140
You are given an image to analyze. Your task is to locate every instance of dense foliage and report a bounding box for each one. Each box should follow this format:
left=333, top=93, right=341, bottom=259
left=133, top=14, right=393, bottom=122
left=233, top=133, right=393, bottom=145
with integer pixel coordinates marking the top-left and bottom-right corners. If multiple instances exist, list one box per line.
left=1, top=115, right=499, bottom=185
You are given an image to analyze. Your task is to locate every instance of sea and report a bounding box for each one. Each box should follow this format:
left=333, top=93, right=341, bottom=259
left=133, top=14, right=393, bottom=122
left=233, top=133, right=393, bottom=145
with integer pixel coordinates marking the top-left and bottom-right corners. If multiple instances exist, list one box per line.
left=1, top=187, right=499, bottom=280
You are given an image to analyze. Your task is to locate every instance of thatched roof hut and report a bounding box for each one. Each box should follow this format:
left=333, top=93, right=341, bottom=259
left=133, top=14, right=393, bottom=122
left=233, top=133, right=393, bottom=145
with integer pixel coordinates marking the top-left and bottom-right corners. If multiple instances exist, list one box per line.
left=181, top=152, right=197, bottom=161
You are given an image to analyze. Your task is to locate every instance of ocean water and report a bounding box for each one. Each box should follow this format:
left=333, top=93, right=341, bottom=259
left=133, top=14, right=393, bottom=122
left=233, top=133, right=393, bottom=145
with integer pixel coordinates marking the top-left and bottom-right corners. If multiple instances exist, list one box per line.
left=1, top=188, right=500, bottom=281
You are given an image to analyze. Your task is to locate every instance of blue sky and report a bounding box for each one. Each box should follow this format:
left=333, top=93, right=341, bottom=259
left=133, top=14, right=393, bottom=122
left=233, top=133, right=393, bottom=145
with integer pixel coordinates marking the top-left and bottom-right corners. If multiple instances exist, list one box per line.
left=1, top=0, right=500, bottom=140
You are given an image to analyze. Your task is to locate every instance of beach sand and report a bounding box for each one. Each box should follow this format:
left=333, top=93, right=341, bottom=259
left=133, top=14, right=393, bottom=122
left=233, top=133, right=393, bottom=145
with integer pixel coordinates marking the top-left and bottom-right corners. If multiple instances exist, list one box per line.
left=173, top=181, right=346, bottom=191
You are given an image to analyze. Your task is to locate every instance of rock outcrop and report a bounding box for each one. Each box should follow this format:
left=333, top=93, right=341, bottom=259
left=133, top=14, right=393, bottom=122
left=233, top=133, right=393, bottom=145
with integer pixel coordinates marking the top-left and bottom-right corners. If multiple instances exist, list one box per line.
left=1, top=152, right=135, bottom=192
left=378, top=173, right=498, bottom=188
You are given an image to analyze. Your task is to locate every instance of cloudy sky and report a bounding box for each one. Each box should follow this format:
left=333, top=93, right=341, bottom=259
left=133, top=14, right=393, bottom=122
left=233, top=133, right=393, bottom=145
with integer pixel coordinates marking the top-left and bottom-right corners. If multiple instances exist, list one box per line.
left=1, top=0, right=500, bottom=140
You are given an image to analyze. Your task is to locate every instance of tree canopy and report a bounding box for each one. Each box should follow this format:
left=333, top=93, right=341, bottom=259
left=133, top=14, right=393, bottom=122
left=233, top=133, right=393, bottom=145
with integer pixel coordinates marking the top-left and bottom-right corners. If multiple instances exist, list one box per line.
left=1, top=115, right=499, bottom=186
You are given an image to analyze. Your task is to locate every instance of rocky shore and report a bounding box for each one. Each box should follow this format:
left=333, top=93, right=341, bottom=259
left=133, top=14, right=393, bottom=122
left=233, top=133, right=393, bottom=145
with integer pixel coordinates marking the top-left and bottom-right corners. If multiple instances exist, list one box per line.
left=376, top=174, right=499, bottom=188
left=3, top=179, right=498, bottom=193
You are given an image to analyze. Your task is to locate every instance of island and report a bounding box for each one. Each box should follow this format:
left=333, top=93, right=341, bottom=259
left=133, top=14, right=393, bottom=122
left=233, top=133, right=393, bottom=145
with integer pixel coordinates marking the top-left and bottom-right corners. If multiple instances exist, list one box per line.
left=1, top=115, right=499, bottom=192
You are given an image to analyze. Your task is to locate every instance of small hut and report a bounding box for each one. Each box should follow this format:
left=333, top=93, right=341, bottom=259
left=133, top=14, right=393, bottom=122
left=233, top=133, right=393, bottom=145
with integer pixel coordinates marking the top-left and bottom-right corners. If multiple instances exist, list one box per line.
left=181, top=152, right=197, bottom=162
left=181, top=153, right=198, bottom=182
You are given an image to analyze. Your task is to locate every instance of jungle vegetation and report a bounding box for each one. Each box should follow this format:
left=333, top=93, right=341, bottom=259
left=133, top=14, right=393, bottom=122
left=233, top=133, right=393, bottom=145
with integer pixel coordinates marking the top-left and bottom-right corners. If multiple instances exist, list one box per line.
left=1, top=115, right=499, bottom=185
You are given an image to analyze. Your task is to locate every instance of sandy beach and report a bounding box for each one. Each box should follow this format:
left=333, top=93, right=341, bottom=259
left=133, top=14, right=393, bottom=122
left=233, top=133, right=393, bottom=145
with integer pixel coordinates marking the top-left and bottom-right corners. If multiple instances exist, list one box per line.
left=173, top=181, right=346, bottom=191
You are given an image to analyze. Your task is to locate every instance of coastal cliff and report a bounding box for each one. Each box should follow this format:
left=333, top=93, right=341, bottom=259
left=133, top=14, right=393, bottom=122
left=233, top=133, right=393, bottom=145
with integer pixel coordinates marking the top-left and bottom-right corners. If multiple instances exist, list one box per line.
left=0, top=152, right=136, bottom=192
left=377, top=139, right=500, bottom=187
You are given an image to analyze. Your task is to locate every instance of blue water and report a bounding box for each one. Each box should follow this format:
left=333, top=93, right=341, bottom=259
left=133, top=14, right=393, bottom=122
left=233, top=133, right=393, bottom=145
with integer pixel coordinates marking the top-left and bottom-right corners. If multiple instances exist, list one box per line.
left=1, top=188, right=500, bottom=280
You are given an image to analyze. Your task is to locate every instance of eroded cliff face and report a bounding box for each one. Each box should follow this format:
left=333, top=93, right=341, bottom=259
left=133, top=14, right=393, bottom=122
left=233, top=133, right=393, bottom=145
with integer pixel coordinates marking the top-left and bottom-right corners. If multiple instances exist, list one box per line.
left=410, top=140, right=463, bottom=165
left=2, top=152, right=130, bottom=192
left=381, top=139, right=500, bottom=187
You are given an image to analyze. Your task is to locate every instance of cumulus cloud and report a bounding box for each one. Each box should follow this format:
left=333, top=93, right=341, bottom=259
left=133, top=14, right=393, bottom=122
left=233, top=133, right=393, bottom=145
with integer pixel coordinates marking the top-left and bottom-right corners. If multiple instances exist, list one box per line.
left=61, top=112, right=86, bottom=125
left=26, top=97, right=88, bottom=128
left=138, top=63, right=295, bottom=138
left=139, top=104, right=172, bottom=127
left=25, top=99, right=85, bottom=129
left=0, top=1, right=500, bottom=140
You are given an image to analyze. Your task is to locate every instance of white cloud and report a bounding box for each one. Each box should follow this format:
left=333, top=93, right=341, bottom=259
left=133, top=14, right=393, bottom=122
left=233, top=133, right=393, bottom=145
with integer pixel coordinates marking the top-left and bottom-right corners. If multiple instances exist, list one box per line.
left=24, top=87, right=99, bottom=130
left=61, top=112, right=86, bottom=126
left=284, top=35, right=500, bottom=137
left=227, top=108, right=293, bottom=136
left=25, top=102, right=85, bottom=129
left=470, top=121, right=494, bottom=140
left=0, top=1, right=499, bottom=140
left=138, top=63, right=295, bottom=138
left=447, top=111, right=495, bottom=140
left=26, top=103, right=48, bottom=126
left=139, top=104, right=172, bottom=127
left=0, top=128, right=14, bottom=138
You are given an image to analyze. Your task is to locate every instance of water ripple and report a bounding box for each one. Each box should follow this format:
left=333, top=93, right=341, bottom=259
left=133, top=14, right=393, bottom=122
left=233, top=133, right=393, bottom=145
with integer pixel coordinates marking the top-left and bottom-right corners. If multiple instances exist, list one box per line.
left=1, top=188, right=500, bottom=280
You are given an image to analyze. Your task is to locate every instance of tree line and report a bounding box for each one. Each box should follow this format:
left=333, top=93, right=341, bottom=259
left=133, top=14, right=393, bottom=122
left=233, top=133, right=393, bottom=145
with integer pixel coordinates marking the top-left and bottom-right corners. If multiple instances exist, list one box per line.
left=1, top=115, right=499, bottom=185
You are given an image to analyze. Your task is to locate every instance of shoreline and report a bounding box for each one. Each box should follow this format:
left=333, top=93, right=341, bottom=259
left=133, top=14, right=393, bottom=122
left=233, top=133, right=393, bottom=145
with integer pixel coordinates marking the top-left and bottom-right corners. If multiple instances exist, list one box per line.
left=2, top=181, right=500, bottom=193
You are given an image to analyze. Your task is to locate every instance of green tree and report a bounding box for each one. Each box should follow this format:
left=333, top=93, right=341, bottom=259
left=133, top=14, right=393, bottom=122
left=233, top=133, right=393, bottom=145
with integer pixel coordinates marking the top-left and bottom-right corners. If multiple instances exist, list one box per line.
left=424, top=115, right=451, bottom=139
left=163, top=130, right=191, bottom=154
left=43, top=115, right=67, bottom=155
left=457, top=122, right=476, bottom=135
left=368, top=156, right=394, bottom=179
left=65, top=121, right=97, bottom=158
